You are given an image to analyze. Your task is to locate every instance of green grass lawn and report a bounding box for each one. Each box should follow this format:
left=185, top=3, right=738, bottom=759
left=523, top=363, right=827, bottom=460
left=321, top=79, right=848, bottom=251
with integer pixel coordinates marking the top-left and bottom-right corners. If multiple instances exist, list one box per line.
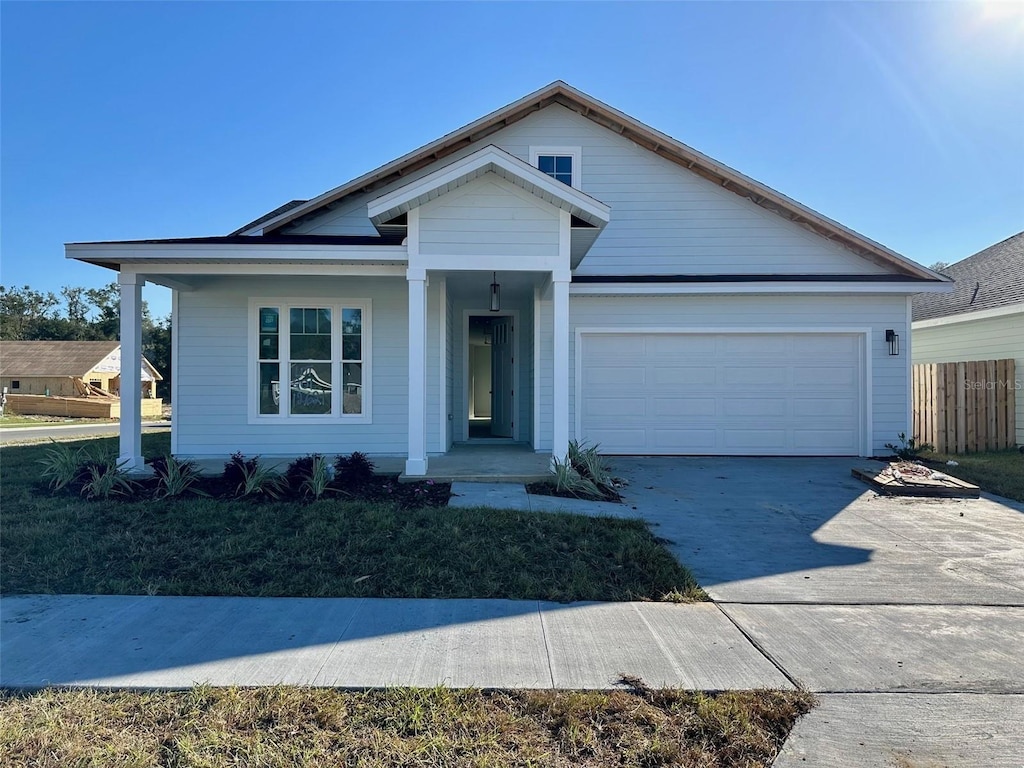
left=0, top=685, right=814, bottom=767
left=924, top=449, right=1024, bottom=502
left=0, top=434, right=703, bottom=602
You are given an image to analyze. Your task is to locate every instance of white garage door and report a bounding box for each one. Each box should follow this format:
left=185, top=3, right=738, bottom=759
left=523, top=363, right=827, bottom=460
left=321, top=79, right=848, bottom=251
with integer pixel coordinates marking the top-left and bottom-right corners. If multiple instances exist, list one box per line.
left=579, top=332, right=863, bottom=455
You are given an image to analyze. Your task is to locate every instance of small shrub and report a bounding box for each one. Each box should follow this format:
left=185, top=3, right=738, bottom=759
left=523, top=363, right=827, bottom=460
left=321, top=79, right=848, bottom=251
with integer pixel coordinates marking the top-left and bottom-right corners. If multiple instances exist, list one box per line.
left=885, top=432, right=935, bottom=461
left=334, top=451, right=376, bottom=490
left=224, top=453, right=282, bottom=499
left=38, top=440, right=87, bottom=492
left=223, top=452, right=258, bottom=489
left=80, top=455, right=139, bottom=500
left=553, top=440, right=621, bottom=501
left=286, top=454, right=334, bottom=500
left=149, top=455, right=206, bottom=498
left=553, top=455, right=603, bottom=499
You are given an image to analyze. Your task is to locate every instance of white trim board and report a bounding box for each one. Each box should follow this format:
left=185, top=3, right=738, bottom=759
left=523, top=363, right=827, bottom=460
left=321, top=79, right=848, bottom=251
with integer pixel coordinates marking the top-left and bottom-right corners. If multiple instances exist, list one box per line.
left=570, top=282, right=954, bottom=295
left=573, top=326, right=873, bottom=457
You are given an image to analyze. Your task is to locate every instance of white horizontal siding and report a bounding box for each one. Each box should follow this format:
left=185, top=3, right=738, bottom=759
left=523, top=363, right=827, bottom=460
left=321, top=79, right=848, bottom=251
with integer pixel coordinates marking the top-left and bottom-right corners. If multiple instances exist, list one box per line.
left=418, top=175, right=559, bottom=258
left=568, top=294, right=910, bottom=455
left=288, top=104, right=888, bottom=277
left=912, top=312, right=1024, bottom=445
left=175, top=276, right=411, bottom=458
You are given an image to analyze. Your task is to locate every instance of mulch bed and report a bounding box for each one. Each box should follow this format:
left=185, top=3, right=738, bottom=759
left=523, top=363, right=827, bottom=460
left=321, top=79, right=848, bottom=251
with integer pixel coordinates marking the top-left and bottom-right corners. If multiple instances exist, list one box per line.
left=526, top=481, right=623, bottom=503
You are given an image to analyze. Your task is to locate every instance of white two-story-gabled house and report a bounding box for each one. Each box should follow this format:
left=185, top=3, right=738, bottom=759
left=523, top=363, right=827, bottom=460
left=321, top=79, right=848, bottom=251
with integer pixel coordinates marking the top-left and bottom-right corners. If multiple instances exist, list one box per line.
left=67, top=82, right=951, bottom=475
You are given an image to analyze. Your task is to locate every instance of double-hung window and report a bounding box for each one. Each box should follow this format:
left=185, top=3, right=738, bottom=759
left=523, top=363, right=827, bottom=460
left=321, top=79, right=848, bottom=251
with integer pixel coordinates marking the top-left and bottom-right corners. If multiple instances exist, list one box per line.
left=530, top=146, right=581, bottom=188
left=251, top=298, right=370, bottom=423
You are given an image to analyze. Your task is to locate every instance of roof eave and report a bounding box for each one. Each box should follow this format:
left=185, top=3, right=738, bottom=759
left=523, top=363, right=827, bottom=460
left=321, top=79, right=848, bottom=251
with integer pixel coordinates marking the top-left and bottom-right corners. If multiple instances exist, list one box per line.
left=242, top=81, right=946, bottom=282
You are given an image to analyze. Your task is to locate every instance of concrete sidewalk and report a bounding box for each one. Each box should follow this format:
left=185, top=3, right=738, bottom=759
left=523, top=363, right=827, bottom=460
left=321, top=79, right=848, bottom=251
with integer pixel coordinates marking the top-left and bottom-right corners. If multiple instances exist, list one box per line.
left=0, top=594, right=790, bottom=691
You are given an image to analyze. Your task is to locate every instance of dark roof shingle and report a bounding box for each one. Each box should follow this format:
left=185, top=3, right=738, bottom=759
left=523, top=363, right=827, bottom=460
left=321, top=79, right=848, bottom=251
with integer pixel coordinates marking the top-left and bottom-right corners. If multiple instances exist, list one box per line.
left=912, top=231, right=1024, bottom=322
left=230, top=199, right=308, bottom=236
left=0, top=341, right=163, bottom=379
left=0, top=340, right=120, bottom=377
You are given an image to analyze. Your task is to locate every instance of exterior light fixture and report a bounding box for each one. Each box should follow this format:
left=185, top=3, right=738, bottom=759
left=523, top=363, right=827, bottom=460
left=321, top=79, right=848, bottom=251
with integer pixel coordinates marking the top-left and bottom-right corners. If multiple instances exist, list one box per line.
left=490, top=272, right=500, bottom=312
left=885, top=329, right=899, bottom=356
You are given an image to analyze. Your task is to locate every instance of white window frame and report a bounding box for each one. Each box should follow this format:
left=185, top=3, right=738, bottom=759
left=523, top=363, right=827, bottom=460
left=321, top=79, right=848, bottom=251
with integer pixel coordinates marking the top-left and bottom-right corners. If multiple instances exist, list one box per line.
left=248, top=297, right=372, bottom=425
left=530, top=146, right=582, bottom=189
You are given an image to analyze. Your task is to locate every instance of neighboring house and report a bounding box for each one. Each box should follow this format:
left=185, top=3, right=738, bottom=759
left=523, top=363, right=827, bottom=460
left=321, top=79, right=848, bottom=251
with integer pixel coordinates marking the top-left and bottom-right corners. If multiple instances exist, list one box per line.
left=912, top=231, right=1023, bottom=446
left=66, top=81, right=951, bottom=474
left=0, top=340, right=162, bottom=399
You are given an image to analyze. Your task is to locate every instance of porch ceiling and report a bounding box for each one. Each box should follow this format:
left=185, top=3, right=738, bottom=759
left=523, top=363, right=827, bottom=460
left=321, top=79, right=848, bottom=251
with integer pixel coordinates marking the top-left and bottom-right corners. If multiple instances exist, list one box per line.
left=442, top=270, right=547, bottom=300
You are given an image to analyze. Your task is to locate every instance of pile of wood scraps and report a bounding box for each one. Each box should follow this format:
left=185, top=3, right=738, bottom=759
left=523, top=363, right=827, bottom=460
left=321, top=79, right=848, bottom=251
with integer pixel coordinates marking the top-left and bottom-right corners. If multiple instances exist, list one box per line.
left=852, top=461, right=980, bottom=498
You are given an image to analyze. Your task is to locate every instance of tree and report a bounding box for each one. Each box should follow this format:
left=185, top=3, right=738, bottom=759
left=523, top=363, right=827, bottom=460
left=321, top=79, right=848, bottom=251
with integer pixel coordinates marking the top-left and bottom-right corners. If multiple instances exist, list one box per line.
left=0, top=285, right=60, bottom=340
left=929, top=260, right=951, bottom=273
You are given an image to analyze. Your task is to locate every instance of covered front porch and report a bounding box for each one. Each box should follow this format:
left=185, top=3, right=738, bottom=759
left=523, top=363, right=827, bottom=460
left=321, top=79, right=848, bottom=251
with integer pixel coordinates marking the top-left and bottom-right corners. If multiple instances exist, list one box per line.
left=68, top=144, right=610, bottom=477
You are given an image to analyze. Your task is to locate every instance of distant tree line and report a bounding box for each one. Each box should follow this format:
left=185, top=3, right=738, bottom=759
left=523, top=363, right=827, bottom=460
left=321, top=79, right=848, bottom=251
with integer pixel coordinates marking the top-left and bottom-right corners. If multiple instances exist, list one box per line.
left=0, top=283, right=172, bottom=401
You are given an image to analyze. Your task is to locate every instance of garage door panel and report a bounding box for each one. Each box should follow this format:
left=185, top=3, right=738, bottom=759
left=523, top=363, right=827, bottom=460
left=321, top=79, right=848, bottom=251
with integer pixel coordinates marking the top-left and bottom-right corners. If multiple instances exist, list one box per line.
left=583, top=397, right=645, bottom=418
left=586, top=428, right=648, bottom=452
left=723, top=365, right=787, bottom=386
left=723, top=429, right=789, bottom=450
left=792, top=364, right=858, bottom=387
left=795, top=398, right=858, bottom=417
left=584, top=366, right=645, bottom=386
left=652, top=366, right=716, bottom=386
left=793, top=335, right=859, bottom=357
left=646, top=335, right=717, bottom=357
left=652, top=397, right=716, bottom=417
left=719, top=335, right=791, bottom=357
left=652, top=429, right=717, bottom=451
left=580, top=332, right=863, bottom=456
left=794, top=429, right=858, bottom=451
left=722, top=397, right=788, bottom=417
left=594, top=336, right=644, bottom=358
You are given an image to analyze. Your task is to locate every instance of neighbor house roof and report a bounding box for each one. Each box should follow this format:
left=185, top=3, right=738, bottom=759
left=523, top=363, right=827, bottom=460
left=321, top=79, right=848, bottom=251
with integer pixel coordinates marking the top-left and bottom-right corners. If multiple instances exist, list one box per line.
left=0, top=341, right=163, bottom=380
left=913, top=231, right=1024, bottom=322
left=235, top=81, right=946, bottom=282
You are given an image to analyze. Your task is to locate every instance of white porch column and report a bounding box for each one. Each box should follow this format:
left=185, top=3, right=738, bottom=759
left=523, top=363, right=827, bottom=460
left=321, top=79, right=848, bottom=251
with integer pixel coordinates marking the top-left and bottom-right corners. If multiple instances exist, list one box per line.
left=552, top=273, right=570, bottom=463
left=406, top=268, right=429, bottom=476
left=118, top=272, right=145, bottom=471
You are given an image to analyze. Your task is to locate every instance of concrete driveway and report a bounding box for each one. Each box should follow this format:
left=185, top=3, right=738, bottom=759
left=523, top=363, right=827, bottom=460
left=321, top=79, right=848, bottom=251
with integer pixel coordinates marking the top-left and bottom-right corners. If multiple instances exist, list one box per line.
left=612, top=457, right=1024, bottom=766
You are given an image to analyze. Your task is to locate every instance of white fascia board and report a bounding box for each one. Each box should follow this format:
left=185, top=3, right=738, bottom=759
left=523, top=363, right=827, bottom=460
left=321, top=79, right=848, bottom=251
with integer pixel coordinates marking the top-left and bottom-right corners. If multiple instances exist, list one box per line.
left=569, top=281, right=956, bottom=295
left=367, top=145, right=610, bottom=227
left=140, top=263, right=406, bottom=277
left=411, top=252, right=567, bottom=273
left=66, top=242, right=407, bottom=263
left=912, top=302, right=1024, bottom=329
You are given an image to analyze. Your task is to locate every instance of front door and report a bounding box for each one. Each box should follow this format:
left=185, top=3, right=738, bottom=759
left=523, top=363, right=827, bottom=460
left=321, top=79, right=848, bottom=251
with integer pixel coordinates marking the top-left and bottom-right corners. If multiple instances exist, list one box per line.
left=490, top=316, right=514, bottom=437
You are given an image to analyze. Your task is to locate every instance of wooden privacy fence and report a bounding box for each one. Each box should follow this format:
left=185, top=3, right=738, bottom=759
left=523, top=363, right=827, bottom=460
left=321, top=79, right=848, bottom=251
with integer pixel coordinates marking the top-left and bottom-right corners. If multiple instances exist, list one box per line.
left=913, top=359, right=1017, bottom=454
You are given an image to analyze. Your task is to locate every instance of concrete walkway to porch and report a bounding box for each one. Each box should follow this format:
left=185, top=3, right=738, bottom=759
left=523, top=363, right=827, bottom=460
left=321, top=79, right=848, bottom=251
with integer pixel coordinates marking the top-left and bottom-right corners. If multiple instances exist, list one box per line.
left=400, top=443, right=552, bottom=483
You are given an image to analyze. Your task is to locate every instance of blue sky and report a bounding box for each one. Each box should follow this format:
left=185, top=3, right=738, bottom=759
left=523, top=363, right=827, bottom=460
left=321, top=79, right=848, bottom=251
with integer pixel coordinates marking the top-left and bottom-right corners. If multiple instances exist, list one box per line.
left=2, top=1, right=1022, bottom=320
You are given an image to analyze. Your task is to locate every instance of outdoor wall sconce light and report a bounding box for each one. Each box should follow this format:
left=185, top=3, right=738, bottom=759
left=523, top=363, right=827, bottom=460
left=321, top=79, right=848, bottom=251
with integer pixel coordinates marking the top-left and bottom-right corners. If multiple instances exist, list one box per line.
left=490, top=272, right=500, bottom=312
left=885, top=329, right=899, bottom=356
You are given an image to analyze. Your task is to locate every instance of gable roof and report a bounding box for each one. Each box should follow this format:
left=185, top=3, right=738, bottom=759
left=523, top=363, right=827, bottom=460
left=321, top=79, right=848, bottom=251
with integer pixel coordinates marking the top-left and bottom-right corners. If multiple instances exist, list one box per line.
left=237, top=81, right=945, bottom=282
left=366, top=145, right=611, bottom=228
left=0, top=341, right=163, bottom=380
left=912, top=231, right=1024, bottom=322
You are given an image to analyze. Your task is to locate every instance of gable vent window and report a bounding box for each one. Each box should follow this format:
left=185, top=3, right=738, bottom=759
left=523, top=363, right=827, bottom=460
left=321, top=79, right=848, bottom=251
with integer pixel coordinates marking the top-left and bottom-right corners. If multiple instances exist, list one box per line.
left=530, top=146, right=581, bottom=188
left=538, top=155, right=573, bottom=186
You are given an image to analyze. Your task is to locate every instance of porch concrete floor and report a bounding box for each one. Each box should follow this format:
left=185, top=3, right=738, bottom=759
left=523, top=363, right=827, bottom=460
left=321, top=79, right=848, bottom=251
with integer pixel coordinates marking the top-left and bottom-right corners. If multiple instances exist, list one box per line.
left=401, top=443, right=552, bottom=484
left=186, top=444, right=551, bottom=484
